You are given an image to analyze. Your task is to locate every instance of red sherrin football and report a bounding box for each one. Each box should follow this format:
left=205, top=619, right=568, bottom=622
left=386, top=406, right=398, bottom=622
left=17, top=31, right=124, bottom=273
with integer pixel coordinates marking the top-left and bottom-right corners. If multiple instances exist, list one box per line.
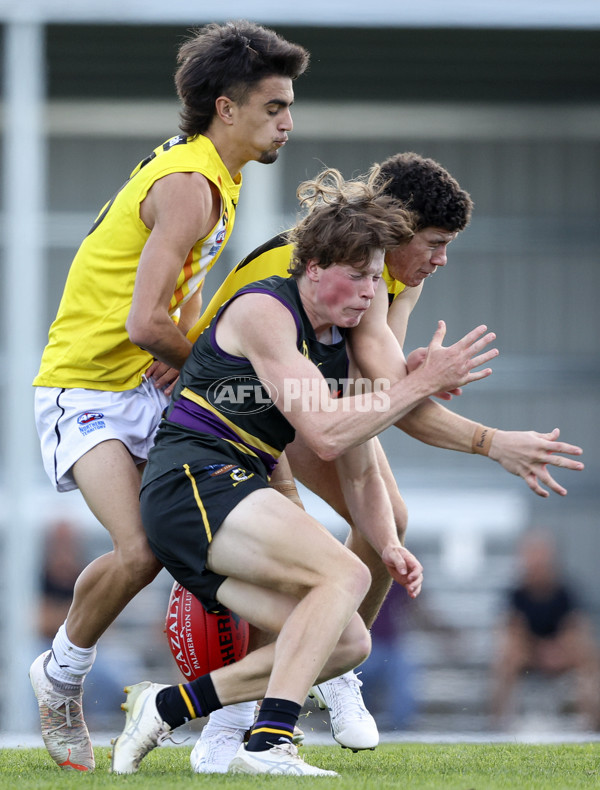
left=165, top=581, right=249, bottom=681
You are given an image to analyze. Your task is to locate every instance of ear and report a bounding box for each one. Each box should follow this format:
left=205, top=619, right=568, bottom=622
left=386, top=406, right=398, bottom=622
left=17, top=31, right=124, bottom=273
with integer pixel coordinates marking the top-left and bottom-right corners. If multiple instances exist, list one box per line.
left=305, top=259, right=321, bottom=282
left=215, top=96, right=235, bottom=125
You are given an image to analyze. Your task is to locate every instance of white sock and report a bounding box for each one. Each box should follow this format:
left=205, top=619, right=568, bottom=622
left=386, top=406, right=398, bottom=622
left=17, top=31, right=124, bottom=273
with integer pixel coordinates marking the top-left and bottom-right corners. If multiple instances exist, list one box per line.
left=204, top=701, right=257, bottom=731
left=46, top=623, right=97, bottom=688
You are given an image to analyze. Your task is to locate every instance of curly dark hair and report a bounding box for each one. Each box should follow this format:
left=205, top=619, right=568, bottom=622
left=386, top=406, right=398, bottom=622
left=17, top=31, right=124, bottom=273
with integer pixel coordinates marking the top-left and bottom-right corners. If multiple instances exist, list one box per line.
left=288, top=166, right=415, bottom=277
left=378, top=152, right=473, bottom=232
left=175, top=20, right=309, bottom=137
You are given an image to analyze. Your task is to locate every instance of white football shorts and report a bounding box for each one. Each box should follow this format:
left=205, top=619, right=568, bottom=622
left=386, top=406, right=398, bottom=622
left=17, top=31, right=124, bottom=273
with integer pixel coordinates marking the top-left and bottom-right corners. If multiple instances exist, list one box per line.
left=35, top=378, right=170, bottom=492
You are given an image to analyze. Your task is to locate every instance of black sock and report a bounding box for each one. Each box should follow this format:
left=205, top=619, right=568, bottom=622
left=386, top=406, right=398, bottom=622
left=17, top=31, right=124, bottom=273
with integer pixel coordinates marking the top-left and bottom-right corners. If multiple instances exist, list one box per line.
left=245, top=698, right=301, bottom=752
left=155, top=674, right=222, bottom=729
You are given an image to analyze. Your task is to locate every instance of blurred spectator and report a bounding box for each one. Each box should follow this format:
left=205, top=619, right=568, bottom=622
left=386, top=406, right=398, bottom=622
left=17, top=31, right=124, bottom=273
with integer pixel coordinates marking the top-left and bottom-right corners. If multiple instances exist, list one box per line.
left=34, top=519, right=128, bottom=728
left=37, top=519, right=86, bottom=641
left=490, top=529, right=600, bottom=731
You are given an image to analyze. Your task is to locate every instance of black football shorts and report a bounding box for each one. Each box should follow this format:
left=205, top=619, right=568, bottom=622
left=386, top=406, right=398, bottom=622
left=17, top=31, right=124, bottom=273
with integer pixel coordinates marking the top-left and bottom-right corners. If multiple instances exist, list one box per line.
left=140, top=458, right=268, bottom=611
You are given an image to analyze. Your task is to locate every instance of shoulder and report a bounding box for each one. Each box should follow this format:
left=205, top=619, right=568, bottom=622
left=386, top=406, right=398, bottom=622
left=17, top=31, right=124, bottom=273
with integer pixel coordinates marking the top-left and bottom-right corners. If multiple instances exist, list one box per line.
left=234, top=232, right=293, bottom=274
left=389, top=281, right=424, bottom=311
left=382, top=264, right=406, bottom=301
left=225, top=286, right=298, bottom=328
left=142, top=171, right=215, bottom=228
left=221, top=290, right=300, bottom=360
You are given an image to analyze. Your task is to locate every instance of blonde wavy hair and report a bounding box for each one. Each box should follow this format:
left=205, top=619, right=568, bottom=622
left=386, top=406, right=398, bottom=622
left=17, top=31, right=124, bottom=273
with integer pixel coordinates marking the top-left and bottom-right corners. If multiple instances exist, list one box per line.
left=288, top=166, right=415, bottom=277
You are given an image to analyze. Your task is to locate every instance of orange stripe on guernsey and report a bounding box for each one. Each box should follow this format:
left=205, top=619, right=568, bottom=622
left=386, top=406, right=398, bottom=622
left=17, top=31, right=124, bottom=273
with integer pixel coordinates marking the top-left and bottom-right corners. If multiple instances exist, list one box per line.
left=171, top=248, right=195, bottom=307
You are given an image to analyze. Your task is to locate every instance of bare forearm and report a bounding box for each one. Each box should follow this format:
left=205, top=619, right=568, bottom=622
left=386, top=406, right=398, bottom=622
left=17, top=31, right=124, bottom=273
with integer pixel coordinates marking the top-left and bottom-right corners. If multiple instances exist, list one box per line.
left=311, top=373, right=434, bottom=461
left=395, top=398, right=479, bottom=452
left=395, top=398, right=585, bottom=498
left=128, top=315, right=193, bottom=370
left=338, top=465, right=399, bottom=559
left=337, top=452, right=423, bottom=596
left=269, top=452, right=304, bottom=509
left=303, top=323, right=497, bottom=460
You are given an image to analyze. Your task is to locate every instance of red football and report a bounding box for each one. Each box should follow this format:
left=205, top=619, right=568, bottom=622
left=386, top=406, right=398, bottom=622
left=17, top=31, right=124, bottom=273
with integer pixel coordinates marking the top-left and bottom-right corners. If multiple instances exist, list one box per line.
left=165, top=581, right=249, bottom=681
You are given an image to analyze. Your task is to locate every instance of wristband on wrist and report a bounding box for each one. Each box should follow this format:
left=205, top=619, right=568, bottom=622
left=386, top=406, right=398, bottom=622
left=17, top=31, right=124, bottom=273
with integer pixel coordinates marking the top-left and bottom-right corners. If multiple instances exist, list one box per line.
left=471, top=424, right=497, bottom=456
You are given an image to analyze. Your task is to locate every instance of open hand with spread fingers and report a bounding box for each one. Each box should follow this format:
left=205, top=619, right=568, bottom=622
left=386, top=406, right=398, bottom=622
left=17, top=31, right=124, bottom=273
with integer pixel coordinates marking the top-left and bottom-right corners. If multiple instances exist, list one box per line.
left=415, top=320, right=499, bottom=395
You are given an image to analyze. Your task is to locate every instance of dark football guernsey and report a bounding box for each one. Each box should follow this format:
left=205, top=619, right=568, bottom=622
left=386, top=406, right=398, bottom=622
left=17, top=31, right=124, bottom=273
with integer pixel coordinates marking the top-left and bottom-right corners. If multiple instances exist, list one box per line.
left=142, top=275, right=349, bottom=488
left=139, top=276, right=350, bottom=611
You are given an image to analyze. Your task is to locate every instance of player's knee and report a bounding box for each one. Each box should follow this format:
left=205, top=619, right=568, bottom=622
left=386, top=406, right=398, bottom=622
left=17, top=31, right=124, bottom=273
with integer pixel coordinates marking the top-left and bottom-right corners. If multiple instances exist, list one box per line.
left=332, top=552, right=371, bottom=608
left=116, top=538, right=162, bottom=584
left=354, top=558, right=372, bottom=602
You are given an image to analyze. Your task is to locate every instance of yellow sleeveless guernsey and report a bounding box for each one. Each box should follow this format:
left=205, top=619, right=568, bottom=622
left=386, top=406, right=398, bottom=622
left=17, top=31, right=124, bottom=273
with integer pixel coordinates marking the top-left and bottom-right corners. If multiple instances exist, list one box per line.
left=187, top=232, right=406, bottom=343
left=34, top=134, right=241, bottom=391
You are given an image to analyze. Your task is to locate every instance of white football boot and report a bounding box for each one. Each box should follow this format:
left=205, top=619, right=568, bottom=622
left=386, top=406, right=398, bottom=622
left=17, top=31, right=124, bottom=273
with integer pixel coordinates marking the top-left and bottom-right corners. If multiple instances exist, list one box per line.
left=191, top=723, right=248, bottom=773
left=190, top=702, right=305, bottom=773
left=110, top=681, right=171, bottom=774
left=29, top=651, right=95, bottom=771
left=229, top=742, right=338, bottom=776
left=310, top=670, right=379, bottom=751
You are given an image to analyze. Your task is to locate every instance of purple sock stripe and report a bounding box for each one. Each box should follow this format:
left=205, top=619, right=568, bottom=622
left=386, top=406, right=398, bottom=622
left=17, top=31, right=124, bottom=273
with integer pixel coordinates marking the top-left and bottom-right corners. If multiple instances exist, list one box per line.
left=254, top=720, right=294, bottom=732
left=183, top=683, right=203, bottom=716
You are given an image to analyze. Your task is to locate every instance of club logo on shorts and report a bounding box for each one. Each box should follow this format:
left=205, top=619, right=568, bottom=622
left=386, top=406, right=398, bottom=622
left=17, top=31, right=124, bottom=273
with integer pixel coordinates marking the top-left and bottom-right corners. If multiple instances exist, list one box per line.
left=77, top=412, right=104, bottom=425
left=230, top=468, right=254, bottom=486
left=205, top=464, right=254, bottom=486
left=208, top=376, right=278, bottom=415
left=77, top=412, right=106, bottom=435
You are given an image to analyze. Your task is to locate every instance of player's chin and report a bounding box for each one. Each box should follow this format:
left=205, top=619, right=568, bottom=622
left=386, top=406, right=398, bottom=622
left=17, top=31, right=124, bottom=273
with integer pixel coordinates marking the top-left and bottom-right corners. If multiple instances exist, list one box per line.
left=346, top=310, right=369, bottom=326
left=258, top=149, right=280, bottom=165
left=339, top=316, right=362, bottom=329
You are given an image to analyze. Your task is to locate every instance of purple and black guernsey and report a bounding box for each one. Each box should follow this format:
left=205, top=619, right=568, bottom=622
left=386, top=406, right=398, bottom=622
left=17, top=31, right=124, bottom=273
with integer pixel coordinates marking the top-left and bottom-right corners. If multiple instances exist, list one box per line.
left=142, top=276, right=349, bottom=486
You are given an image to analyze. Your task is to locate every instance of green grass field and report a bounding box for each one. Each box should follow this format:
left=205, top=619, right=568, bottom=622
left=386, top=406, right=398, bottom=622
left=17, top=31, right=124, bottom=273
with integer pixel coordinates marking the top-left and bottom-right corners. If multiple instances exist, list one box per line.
left=1, top=743, right=599, bottom=790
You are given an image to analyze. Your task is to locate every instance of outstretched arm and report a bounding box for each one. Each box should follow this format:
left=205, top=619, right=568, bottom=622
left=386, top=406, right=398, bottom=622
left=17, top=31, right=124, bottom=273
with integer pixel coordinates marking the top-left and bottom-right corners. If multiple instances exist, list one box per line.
left=217, top=292, right=497, bottom=461
left=349, top=281, right=584, bottom=497
left=398, top=399, right=584, bottom=497
left=487, top=428, right=583, bottom=497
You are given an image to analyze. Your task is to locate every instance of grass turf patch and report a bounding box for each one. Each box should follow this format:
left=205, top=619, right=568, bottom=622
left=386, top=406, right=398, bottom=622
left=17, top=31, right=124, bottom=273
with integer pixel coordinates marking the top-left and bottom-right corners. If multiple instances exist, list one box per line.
left=0, top=743, right=599, bottom=789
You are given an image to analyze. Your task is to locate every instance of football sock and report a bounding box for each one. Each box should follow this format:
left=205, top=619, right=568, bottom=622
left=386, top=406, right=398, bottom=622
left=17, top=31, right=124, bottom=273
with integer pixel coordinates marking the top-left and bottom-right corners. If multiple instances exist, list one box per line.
left=204, top=700, right=257, bottom=732
left=245, top=698, right=301, bottom=752
left=47, top=623, right=97, bottom=687
left=156, top=674, right=222, bottom=729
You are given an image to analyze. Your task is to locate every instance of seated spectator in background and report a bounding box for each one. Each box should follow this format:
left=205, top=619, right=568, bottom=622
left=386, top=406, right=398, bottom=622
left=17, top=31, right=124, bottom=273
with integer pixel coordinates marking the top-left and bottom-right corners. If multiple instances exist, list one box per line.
left=490, top=529, right=600, bottom=731
left=37, top=520, right=86, bottom=643
left=36, top=519, right=128, bottom=728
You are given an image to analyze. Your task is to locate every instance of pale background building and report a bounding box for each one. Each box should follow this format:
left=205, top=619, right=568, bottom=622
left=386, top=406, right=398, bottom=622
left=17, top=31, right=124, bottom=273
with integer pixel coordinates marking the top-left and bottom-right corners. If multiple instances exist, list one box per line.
left=1, top=1, right=599, bottom=736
